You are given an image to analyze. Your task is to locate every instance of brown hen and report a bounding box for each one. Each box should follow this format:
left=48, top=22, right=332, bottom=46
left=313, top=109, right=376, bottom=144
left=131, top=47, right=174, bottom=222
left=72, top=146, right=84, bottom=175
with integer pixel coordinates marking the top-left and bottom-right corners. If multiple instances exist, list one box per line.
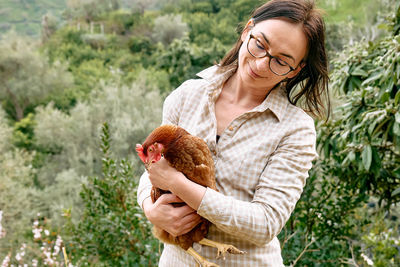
left=136, top=124, right=244, bottom=267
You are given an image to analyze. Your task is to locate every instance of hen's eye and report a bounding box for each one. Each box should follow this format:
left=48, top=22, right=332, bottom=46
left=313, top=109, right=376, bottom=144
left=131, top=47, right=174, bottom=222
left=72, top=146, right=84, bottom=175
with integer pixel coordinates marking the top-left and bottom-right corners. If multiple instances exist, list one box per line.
left=148, top=147, right=153, bottom=153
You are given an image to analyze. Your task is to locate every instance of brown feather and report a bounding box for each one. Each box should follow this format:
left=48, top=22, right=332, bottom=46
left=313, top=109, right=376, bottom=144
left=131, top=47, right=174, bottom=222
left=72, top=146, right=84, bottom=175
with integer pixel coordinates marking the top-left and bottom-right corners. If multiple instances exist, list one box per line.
left=141, top=125, right=217, bottom=250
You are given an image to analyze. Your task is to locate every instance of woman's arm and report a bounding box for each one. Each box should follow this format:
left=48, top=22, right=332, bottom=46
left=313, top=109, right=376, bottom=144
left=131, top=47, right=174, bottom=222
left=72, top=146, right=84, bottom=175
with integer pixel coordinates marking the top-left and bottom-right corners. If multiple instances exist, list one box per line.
left=198, top=120, right=317, bottom=246
left=136, top=81, right=203, bottom=237
left=147, top=118, right=317, bottom=247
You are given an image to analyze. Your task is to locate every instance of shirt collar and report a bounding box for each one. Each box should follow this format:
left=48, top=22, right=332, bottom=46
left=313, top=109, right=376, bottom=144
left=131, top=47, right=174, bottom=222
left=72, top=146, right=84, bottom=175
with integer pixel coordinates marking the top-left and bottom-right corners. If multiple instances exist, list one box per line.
left=196, top=65, right=289, bottom=122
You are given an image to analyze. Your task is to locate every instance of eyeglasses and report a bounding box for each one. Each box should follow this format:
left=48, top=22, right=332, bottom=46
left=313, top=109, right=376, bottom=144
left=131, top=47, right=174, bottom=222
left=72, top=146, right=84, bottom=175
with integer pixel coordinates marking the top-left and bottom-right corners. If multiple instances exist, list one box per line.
left=247, top=32, right=296, bottom=76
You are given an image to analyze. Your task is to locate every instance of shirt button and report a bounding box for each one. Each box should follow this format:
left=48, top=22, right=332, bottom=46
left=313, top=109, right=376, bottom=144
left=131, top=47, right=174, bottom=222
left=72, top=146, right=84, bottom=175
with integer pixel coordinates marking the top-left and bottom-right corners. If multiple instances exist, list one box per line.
left=228, top=126, right=234, bottom=131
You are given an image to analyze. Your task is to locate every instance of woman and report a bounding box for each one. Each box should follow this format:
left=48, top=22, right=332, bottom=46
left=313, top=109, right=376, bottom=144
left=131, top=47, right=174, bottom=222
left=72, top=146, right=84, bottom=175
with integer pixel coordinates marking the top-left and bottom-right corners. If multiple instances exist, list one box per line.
left=137, top=0, right=329, bottom=266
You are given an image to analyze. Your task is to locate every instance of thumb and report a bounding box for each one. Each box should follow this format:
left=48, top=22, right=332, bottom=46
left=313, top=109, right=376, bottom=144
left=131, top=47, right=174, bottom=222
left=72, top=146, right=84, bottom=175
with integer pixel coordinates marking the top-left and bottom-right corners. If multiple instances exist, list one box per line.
left=158, top=193, right=183, bottom=204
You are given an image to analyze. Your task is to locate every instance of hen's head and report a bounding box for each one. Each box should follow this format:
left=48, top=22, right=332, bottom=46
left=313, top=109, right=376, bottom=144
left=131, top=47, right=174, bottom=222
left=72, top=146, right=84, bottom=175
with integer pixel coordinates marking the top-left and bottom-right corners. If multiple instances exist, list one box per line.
left=136, top=142, right=164, bottom=168
left=136, top=125, right=183, bottom=169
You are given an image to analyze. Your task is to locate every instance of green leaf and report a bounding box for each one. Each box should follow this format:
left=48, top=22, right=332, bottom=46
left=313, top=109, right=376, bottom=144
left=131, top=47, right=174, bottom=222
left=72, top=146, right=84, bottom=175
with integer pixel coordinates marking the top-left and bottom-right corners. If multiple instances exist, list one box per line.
left=351, top=66, right=368, bottom=77
left=395, top=90, right=400, bottom=105
left=395, top=111, right=400, bottom=124
left=393, top=122, right=400, bottom=136
left=362, top=145, right=372, bottom=171
left=368, top=120, right=378, bottom=136
left=380, top=91, right=390, bottom=102
left=392, top=187, right=400, bottom=197
left=361, top=72, right=382, bottom=86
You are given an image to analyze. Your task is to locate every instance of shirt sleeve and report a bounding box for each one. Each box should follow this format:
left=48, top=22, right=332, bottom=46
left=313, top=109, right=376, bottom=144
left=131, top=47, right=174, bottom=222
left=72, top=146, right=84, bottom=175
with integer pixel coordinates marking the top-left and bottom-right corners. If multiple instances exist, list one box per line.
left=136, top=82, right=186, bottom=208
left=197, top=118, right=317, bottom=247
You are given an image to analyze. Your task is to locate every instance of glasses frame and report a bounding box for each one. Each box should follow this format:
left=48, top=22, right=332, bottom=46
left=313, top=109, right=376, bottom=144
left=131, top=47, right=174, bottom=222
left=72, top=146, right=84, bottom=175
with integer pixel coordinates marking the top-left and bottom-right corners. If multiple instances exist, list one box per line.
left=247, top=32, right=296, bottom=76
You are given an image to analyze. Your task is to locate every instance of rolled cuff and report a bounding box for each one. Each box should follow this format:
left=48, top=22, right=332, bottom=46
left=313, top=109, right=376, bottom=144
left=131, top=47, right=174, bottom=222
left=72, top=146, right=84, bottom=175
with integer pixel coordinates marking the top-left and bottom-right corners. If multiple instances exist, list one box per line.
left=137, top=171, right=153, bottom=209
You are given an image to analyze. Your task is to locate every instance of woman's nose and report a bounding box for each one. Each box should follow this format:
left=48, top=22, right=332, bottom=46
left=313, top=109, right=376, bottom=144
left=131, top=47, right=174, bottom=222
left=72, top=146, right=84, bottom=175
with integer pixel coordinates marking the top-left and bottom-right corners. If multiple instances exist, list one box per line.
left=255, top=56, right=270, bottom=72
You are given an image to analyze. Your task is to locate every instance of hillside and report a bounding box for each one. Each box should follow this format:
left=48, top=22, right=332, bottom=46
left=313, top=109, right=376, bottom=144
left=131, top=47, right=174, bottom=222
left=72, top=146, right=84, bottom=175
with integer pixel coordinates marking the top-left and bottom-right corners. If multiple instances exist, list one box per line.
left=0, top=0, right=66, bottom=37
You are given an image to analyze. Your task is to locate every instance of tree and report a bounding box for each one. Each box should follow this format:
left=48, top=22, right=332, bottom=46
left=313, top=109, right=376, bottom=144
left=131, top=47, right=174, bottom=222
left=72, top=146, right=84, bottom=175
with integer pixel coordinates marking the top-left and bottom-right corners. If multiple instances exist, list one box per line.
left=122, top=0, right=157, bottom=15
left=65, top=0, right=120, bottom=22
left=34, top=70, right=163, bottom=185
left=151, top=14, right=189, bottom=46
left=0, top=34, right=73, bottom=121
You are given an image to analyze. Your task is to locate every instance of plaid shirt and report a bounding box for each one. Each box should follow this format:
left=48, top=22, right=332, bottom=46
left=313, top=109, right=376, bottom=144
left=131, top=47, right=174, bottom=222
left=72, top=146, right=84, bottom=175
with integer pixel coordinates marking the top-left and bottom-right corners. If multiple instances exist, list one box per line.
left=137, top=65, right=317, bottom=266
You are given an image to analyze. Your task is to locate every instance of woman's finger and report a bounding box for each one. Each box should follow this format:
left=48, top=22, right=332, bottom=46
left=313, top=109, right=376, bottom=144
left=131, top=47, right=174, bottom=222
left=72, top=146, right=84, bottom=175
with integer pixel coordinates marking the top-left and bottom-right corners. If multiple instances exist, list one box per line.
left=179, top=217, right=203, bottom=235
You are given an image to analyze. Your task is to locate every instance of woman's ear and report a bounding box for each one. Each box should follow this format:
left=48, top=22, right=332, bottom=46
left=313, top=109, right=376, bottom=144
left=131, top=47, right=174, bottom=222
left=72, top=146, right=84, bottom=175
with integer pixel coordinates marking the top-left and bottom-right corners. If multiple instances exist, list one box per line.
left=241, top=18, right=255, bottom=42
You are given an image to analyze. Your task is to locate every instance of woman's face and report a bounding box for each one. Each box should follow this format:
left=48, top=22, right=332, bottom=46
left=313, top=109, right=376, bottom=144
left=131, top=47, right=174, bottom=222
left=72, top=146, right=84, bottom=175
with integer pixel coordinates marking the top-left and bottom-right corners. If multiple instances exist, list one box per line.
left=237, top=18, right=308, bottom=91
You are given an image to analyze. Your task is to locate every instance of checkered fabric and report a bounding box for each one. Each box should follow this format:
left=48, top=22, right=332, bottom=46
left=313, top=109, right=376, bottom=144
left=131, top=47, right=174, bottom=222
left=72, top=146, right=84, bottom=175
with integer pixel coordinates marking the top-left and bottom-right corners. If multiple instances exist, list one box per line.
left=137, top=65, right=317, bottom=266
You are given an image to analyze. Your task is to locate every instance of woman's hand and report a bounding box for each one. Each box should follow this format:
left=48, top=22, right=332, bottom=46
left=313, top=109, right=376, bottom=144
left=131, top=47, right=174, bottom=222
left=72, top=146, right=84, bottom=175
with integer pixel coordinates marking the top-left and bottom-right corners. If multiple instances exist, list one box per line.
left=147, top=157, right=184, bottom=191
left=143, top=194, right=202, bottom=237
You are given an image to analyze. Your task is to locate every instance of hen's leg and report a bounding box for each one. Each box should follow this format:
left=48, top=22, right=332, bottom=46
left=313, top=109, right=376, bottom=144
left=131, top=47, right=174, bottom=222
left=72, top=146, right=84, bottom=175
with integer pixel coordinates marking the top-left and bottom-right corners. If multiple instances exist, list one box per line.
left=187, top=247, right=219, bottom=267
left=198, top=238, right=245, bottom=260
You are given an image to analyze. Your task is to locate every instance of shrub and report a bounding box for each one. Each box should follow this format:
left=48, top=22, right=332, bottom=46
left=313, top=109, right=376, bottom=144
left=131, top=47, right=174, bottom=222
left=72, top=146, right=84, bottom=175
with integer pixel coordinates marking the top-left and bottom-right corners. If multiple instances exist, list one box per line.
left=65, top=123, right=159, bottom=266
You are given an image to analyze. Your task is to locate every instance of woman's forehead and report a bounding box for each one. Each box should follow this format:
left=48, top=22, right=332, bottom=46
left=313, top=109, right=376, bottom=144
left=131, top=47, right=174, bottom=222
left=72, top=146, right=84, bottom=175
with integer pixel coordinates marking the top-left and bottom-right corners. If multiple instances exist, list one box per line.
left=252, top=19, right=308, bottom=63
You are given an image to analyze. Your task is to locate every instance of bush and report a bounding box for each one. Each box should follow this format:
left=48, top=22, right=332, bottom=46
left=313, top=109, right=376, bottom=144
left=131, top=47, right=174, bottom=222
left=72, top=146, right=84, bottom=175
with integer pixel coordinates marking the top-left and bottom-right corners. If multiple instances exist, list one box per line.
left=279, top=4, right=400, bottom=266
left=65, top=123, right=159, bottom=266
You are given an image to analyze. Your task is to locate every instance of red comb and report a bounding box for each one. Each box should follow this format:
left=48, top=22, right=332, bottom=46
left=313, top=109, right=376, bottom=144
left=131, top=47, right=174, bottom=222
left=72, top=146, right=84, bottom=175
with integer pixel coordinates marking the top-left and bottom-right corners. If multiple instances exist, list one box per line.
left=135, top=144, right=146, bottom=163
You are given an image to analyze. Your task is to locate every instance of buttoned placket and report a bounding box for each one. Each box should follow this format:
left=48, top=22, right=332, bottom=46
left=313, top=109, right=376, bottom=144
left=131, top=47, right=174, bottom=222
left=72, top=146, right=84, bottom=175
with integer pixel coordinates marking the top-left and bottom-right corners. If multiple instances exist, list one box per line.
left=207, top=86, right=221, bottom=159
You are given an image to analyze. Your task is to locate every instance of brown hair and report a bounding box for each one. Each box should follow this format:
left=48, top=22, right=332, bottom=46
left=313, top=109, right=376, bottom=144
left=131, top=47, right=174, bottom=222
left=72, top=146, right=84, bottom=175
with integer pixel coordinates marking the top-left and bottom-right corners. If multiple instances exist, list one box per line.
left=220, top=0, right=330, bottom=119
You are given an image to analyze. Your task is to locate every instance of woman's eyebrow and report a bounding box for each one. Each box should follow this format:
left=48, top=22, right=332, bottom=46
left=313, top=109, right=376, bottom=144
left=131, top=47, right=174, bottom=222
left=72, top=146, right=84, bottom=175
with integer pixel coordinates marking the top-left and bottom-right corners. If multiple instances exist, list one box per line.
left=259, top=32, right=295, bottom=63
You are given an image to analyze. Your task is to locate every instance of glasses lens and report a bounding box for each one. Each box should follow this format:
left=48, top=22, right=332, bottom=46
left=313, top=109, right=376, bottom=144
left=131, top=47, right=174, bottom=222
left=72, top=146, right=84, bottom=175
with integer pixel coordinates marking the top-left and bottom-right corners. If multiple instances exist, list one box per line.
left=247, top=35, right=292, bottom=76
left=248, top=37, right=266, bottom=57
left=270, top=58, right=291, bottom=76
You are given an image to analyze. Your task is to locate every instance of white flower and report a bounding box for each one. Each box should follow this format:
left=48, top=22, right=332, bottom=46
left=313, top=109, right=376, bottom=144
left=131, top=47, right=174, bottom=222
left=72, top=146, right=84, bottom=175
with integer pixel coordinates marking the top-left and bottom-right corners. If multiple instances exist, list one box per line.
left=44, top=230, right=50, bottom=236
left=361, top=253, right=374, bottom=266
left=1, top=253, right=11, bottom=267
left=0, top=210, right=5, bottom=239
left=15, top=253, right=22, bottom=261
left=32, top=228, right=42, bottom=239
left=32, top=259, right=38, bottom=267
left=53, top=235, right=63, bottom=256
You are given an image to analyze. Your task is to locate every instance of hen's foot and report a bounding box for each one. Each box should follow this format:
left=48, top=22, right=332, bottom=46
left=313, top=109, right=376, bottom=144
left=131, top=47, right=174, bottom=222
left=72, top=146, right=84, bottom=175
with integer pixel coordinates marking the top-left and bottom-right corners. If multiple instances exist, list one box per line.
left=198, top=238, right=246, bottom=260
left=187, top=247, right=220, bottom=267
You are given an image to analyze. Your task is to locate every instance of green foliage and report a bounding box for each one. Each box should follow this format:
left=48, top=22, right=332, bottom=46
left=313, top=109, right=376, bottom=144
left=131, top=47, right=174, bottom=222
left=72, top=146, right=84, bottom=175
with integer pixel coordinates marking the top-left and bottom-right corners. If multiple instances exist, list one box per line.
left=33, top=73, right=163, bottom=185
left=0, top=33, right=74, bottom=121
left=155, top=38, right=193, bottom=87
left=128, top=35, right=156, bottom=55
left=64, top=0, right=120, bottom=22
left=184, top=11, right=237, bottom=46
left=327, top=36, right=400, bottom=206
left=0, top=0, right=66, bottom=37
left=279, top=6, right=400, bottom=265
left=357, top=205, right=400, bottom=267
left=67, top=123, right=159, bottom=266
left=156, top=37, right=227, bottom=88
left=230, top=0, right=263, bottom=23
left=279, top=162, right=370, bottom=266
left=100, top=10, right=139, bottom=35
left=151, top=14, right=188, bottom=46
left=0, top=107, right=12, bottom=152
left=3, top=0, right=400, bottom=265
left=0, top=148, right=36, bottom=259
left=11, top=113, right=36, bottom=150
left=0, top=212, right=67, bottom=266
